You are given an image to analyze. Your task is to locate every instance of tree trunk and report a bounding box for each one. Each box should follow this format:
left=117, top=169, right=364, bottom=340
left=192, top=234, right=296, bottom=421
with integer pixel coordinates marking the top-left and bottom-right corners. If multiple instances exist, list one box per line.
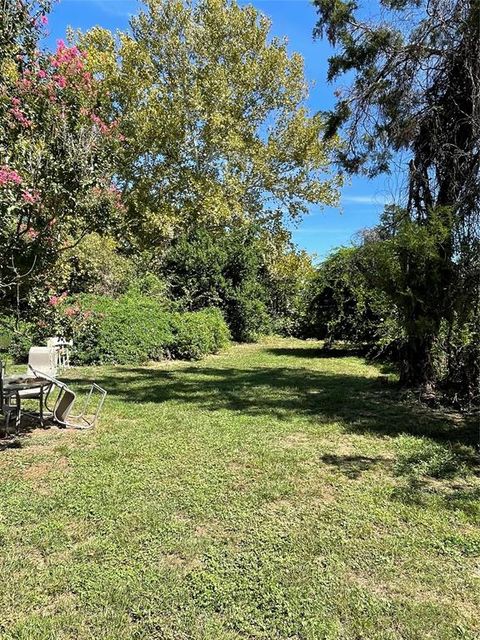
left=399, top=333, right=436, bottom=388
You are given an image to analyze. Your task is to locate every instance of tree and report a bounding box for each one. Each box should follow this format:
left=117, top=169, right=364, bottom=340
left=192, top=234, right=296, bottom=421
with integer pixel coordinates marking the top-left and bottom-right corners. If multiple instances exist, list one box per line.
left=0, top=1, right=52, bottom=67
left=0, top=6, right=124, bottom=321
left=160, top=224, right=271, bottom=341
left=301, top=245, right=391, bottom=348
left=260, top=231, right=315, bottom=335
left=313, top=0, right=480, bottom=387
left=81, top=0, right=341, bottom=248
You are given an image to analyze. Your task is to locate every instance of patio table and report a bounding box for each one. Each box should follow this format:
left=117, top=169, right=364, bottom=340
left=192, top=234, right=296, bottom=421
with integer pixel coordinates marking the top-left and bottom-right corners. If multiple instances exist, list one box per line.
left=4, top=376, right=53, bottom=427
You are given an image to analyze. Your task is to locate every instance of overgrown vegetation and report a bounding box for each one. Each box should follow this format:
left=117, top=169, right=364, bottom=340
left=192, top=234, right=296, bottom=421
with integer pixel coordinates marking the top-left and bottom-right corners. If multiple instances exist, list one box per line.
left=0, top=0, right=336, bottom=364
left=312, top=0, right=480, bottom=400
left=7, top=293, right=230, bottom=365
left=1, top=0, right=477, bottom=401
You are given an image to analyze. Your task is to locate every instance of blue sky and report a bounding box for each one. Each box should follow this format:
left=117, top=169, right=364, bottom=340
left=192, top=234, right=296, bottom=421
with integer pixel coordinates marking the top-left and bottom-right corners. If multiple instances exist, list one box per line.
left=44, top=0, right=395, bottom=261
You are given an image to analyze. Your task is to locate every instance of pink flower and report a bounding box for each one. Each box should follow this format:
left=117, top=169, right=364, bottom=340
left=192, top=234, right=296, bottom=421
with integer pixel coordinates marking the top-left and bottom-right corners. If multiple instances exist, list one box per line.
left=0, top=166, right=22, bottom=186
left=37, top=69, right=47, bottom=79
left=65, top=307, right=76, bottom=318
left=49, top=293, right=67, bottom=307
left=90, top=113, right=109, bottom=134
left=40, top=15, right=48, bottom=25
left=21, top=189, right=40, bottom=204
left=54, top=74, right=67, bottom=89
left=10, top=106, right=32, bottom=127
left=17, top=77, right=32, bottom=91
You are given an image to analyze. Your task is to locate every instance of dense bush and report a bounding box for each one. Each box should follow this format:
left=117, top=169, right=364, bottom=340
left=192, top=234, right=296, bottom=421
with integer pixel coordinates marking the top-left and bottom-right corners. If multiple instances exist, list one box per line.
left=225, top=292, right=271, bottom=343
left=160, top=226, right=299, bottom=342
left=299, top=247, right=392, bottom=349
left=6, top=320, right=35, bottom=363
left=62, top=294, right=229, bottom=365
left=170, top=308, right=231, bottom=360
left=432, top=316, right=480, bottom=407
left=0, top=317, right=14, bottom=352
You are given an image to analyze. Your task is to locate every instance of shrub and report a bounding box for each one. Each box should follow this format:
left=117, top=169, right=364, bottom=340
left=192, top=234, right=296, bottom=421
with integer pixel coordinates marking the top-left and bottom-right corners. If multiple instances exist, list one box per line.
left=66, top=294, right=174, bottom=365
left=7, top=321, right=35, bottom=363
left=226, top=293, right=271, bottom=343
left=170, top=308, right=231, bottom=360
left=0, top=317, right=14, bottom=352
left=65, top=295, right=229, bottom=365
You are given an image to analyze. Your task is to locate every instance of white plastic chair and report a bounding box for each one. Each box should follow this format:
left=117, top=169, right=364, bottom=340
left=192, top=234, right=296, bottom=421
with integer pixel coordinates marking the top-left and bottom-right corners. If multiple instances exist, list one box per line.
left=46, top=337, right=61, bottom=369
left=28, top=346, right=57, bottom=378
left=47, top=337, right=72, bottom=370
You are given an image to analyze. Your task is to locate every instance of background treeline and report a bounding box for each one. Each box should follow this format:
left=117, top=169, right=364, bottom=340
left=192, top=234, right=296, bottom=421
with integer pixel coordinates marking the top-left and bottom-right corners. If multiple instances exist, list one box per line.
left=1, top=0, right=479, bottom=408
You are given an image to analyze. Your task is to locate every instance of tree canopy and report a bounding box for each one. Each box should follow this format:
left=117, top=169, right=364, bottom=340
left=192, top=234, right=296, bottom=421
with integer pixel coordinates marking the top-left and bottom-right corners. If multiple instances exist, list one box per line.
left=81, top=0, right=341, bottom=247
left=0, top=1, right=124, bottom=316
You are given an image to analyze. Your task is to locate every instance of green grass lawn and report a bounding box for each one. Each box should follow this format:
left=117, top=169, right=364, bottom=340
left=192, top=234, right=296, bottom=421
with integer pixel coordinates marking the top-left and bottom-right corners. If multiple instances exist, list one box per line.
left=1, top=338, right=479, bottom=640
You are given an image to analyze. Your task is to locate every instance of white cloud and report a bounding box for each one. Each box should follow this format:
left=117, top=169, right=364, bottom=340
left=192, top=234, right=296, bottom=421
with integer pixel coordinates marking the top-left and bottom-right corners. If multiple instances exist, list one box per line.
left=342, top=195, right=391, bottom=205
left=96, top=0, right=137, bottom=16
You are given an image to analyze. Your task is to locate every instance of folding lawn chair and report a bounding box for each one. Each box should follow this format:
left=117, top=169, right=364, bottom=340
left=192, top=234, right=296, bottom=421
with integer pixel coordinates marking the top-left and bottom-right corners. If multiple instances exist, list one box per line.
left=32, top=369, right=107, bottom=430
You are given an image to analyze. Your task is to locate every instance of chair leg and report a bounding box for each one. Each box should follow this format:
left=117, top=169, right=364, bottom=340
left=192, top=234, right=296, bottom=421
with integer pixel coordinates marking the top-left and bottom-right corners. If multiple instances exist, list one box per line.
left=4, top=411, right=10, bottom=436
left=15, top=408, right=21, bottom=435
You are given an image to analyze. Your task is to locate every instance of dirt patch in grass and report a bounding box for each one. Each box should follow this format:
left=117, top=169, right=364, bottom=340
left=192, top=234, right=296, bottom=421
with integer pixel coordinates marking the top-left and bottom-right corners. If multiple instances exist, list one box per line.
left=277, top=431, right=314, bottom=449
left=22, top=456, right=69, bottom=481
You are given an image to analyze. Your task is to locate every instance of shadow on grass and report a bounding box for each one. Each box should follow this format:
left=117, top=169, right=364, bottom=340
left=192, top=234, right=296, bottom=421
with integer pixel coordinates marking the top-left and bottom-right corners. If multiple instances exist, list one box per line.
left=263, top=346, right=366, bottom=359
left=64, top=348, right=477, bottom=448
left=4, top=343, right=478, bottom=513
left=320, top=453, right=394, bottom=479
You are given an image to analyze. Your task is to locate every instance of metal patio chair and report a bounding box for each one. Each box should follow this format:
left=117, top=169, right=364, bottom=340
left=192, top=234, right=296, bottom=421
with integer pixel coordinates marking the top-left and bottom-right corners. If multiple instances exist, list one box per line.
left=32, top=369, right=107, bottom=430
left=13, top=348, right=57, bottom=426
left=0, top=361, right=21, bottom=435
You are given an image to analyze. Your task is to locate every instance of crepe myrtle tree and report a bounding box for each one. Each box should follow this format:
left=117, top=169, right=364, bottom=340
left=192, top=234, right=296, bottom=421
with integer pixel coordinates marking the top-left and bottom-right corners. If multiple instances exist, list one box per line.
left=0, top=11, right=125, bottom=320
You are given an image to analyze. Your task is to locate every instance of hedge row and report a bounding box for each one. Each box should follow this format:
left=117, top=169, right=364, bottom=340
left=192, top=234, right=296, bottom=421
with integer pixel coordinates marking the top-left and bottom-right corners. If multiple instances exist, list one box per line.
left=69, top=295, right=230, bottom=365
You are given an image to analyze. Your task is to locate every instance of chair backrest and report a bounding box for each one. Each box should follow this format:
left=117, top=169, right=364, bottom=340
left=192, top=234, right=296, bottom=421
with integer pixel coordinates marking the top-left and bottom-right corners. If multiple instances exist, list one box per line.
left=46, top=336, right=61, bottom=349
left=28, top=347, right=57, bottom=378
left=54, top=387, right=76, bottom=425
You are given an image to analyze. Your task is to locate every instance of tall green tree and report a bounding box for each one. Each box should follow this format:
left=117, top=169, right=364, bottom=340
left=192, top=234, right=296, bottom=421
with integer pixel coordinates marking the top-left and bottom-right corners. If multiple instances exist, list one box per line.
left=313, top=0, right=480, bottom=386
left=82, top=0, right=341, bottom=247
left=160, top=224, right=271, bottom=342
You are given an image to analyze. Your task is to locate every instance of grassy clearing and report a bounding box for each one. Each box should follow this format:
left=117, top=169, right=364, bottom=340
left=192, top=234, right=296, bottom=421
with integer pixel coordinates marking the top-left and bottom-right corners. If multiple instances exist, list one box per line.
left=0, top=337, right=479, bottom=640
